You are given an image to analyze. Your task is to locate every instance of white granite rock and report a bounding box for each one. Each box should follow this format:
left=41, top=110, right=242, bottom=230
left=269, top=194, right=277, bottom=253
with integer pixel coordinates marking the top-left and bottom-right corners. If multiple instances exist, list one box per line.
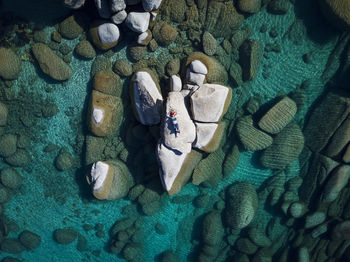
left=157, top=142, right=188, bottom=193
left=191, top=83, right=231, bottom=122
left=162, top=92, right=196, bottom=153
left=332, top=221, right=350, bottom=240
left=95, top=0, right=111, bottom=18
left=111, top=0, right=126, bottom=12
left=186, top=69, right=205, bottom=85
left=125, top=12, right=150, bottom=33
left=111, top=10, right=127, bottom=24
left=137, top=30, right=150, bottom=45
left=151, top=11, right=158, bottom=21
left=90, top=161, right=109, bottom=191
left=190, top=60, right=208, bottom=74
left=98, top=23, right=120, bottom=44
left=142, top=0, right=162, bottom=11
left=92, top=108, right=104, bottom=125
left=170, top=75, right=182, bottom=92
left=193, top=122, right=218, bottom=149
left=132, top=71, right=163, bottom=125
left=181, top=89, right=191, bottom=98
left=183, top=83, right=199, bottom=92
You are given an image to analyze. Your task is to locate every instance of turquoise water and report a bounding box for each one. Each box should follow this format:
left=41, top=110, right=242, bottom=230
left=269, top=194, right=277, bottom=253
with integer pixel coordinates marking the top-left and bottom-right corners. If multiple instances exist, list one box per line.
left=0, top=0, right=348, bottom=261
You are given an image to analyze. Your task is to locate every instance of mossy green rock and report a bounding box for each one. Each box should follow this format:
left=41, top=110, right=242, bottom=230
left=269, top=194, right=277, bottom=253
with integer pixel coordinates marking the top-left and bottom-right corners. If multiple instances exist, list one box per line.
left=0, top=48, right=22, bottom=80
left=93, top=70, right=122, bottom=96
left=258, top=96, right=297, bottom=134
left=58, top=13, right=86, bottom=39
left=18, top=230, right=41, bottom=250
left=239, top=39, right=262, bottom=81
left=260, top=123, right=304, bottom=169
left=202, top=211, right=224, bottom=246
left=5, top=149, right=31, bottom=167
left=223, top=144, right=240, bottom=176
left=53, top=227, right=77, bottom=244
left=0, top=167, right=22, bottom=189
left=0, top=134, right=17, bottom=158
left=32, top=43, right=72, bottom=81
left=202, top=31, right=217, bottom=56
left=75, top=40, right=96, bottom=60
left=113, top=59, right=133, bottom=77
left=55, top=150, right=74, bottom=171
left=225, top=181, right=258, bottom=229
left=236, top=115, right=273, bottom=151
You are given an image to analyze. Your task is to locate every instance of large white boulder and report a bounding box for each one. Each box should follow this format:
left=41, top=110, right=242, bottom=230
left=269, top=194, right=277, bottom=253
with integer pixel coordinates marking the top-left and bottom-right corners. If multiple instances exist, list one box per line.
left=157, top=142, right=202, bottom=195
left=162, top=92, right=196, bottom=153
left=98, top=23, right=120, bottom=44
left=125, top=12, right=150, bottom=33
left=190, top=83, right=232, bottom=122
left=131, top=71, right=163, bottom=125
left=193, top=121, right=226, bottom=153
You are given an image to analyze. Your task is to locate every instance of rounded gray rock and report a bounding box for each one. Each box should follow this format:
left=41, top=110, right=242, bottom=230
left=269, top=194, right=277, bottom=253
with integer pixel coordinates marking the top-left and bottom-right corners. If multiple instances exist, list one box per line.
left=0, top=48, right=21, bottom=80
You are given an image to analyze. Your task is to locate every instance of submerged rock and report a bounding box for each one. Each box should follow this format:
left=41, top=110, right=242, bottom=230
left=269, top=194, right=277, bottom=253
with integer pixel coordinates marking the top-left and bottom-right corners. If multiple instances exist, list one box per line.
left=75, top=40, right=96, bottom=60
left=236, top=115, right=273, bottom=151
left=320, top=165, right=350, bottom=203
left=239, top=39, right=262, bottom=81
left=0, top=48, right=21, bottom=80
left=0, top=102, right=8, bottom=126
left=58, top=13, right=86, bottom=39
left=202, top=31, right=217, bottom=56
left=260, top=123, right=304, bottom=169
left=19, top=230, right=41, bottom=250
left=53, top=227, right=77, bottom=244
left=32, top=43, right=72, bottom=81
left=0, top=167, right=23, bottom=189
left=87, top=160, right=134, bottom=200
left=190, top=83, right=232, bottom=123
left=93, top=70, right=122, bottom=97
left=319, top=0, right=350, bottom=30
left=225, top=181, right=258, bottom=229
left=237, top=0, right=261, bottom=13
left=89, top=90, right=123, bottom=137
left=130, top=70, right=163, bottom=125
left=258, top=96, right=297, bottom=134
left=0, top=134, right=17, bottom=158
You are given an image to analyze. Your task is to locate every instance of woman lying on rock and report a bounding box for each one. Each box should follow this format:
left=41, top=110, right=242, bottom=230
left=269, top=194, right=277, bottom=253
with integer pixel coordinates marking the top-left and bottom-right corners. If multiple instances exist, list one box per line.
left=169, top=109, right=180, bottom=137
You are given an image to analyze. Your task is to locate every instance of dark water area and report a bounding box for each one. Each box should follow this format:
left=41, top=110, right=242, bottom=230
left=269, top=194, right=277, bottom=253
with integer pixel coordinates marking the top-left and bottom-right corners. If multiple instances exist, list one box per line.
left=0, top=0, right=349, bottom=261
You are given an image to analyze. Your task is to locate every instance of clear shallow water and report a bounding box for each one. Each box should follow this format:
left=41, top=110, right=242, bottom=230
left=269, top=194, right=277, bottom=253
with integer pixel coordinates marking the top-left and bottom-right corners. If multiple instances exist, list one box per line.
left=0, top=0, right=347, bottom=261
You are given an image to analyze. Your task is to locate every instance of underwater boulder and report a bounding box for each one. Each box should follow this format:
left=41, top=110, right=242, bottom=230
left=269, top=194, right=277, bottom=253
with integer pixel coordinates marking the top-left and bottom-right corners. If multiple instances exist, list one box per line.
left=319, top=0, right=350, bottom=30
left=236, top=115, right=273, bottom=151
left=325, top=115, right=350, bottom=159
left=320, top=164, right=350, bottom=203
left=332, top=220, right=350, bottom=240
left=53, top=227, right=77, bottom=244
left=130, top=70, right=163, bottom=125
left=202, top=211, right=224, bottom=246
left=260, top=123, right=304, bottom=169
left=32, top=43, right=72, bottom=81
left=237, top=0, right=262, bottom=14
left=223, top=144, right=240, bottom=176
left=93, top=70, right=122, bottom=97
left=239, top=39, right=263, bottom=81
left=193, top=121, right=226, bottom=153
left=58, top=13, right=86, bottom=39
left=0, top=134, right=17, bottom=158
left=0, top=102, right=8, bottom=126
left=113, top=59, right=133, bottom=77
left=157, top=142, right=202, bottom=195
left=0, top=167, right=23, bottom=190
left=89, top=90, right=123, bottom=137
left=225, top=181, right=258, bottom=229
left=192, top=148, right=225, bottom=186
left=0, top=48, right=22, bottom=80
left=18, top=230, right=41, bottom=250
left=162, top=91, right=196, bottom=154
left=89, top=21, right=120, bottom=50
left=258, top=96, right=297, bottom=134
left=202, top=31, right=217, bottom=56
left=74, top=40, right=96, bottom=60
left=153, top=22, right=177, bottom=46
left=55, top=149, right=74, bottom=171
left=87, top=160, right=134, bottom=200
left=190, top=83, right=232, bottom=123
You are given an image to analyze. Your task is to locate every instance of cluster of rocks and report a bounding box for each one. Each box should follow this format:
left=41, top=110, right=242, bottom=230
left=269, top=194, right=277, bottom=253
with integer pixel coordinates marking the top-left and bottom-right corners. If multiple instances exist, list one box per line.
left=64, top=0, right=164, bottom=51
left=130, top=52, right=232, bottom=195
left=235, top=95, right=304, bottom=170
